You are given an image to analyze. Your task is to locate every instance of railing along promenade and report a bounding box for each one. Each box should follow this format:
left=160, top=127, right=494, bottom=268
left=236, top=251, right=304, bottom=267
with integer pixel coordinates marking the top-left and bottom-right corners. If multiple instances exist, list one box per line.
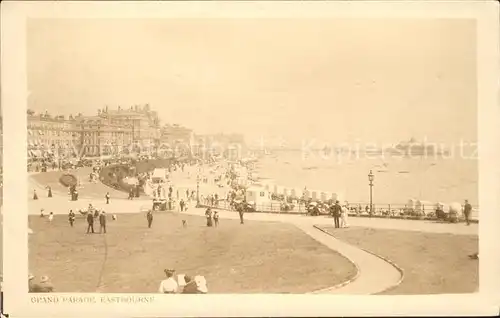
left=198, top=200, right=479, bottom=223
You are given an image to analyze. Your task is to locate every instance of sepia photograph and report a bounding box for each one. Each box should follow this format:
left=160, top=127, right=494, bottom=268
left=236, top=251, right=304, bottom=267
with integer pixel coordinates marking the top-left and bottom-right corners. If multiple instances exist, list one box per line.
left=2, top=1, right=499, bottom=317
left=25, top=16, right=482, bottom=295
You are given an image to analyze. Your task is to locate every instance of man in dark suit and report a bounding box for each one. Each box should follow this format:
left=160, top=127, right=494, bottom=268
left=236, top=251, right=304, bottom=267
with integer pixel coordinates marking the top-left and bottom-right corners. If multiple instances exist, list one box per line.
left=463, top=199, right=472, bottom=226
left=332, top=200, right=341, bottom=228
left=237, top=204, right=245, bottom=224
left=68, top=210, right=75, bottom=227
left=146, top=210, right=153, bottom=228
left=86, top=212, right=95, bottom=234
left=99, top=211, right=107, bottom=234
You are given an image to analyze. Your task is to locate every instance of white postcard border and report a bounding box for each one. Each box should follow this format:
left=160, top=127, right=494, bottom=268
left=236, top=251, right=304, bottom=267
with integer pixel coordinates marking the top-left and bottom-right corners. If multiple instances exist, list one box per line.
left=2, top=1, right=499, bottom=317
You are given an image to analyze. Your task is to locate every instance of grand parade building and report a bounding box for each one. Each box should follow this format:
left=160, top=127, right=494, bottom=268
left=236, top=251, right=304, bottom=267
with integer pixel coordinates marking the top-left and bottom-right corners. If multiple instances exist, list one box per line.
left=27, top=104, right=192, bottom=160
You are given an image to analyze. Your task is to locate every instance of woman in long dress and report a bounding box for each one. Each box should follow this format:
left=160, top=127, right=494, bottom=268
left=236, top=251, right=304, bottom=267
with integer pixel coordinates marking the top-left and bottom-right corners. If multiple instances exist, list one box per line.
left=340, top=205, right=349, bottom=228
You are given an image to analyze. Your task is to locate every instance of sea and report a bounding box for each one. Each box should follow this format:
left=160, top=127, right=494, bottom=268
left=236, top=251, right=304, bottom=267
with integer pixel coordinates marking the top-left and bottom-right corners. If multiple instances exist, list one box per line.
left=253, top=149, right=478, bottom=207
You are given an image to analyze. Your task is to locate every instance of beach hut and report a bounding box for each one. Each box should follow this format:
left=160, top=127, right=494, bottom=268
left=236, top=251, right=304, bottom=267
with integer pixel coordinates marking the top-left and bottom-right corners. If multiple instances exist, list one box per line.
left=151, top=168, right=167, bottom=184
left=275, top=185, right=285, bottom=196
left=245, top=185, right=271, bottom=207
left=302, top=189, right=311, bottom=200
left=448, top=202, right=462, bottom=222
left=272, top=185, right=279, bottom=195
left=320, top=191, right=330, bottom=202
left=263, top=183, right=272, bottom=192
left=290, top=188, right=302, bottom=199
left=435, top=202, right=450, bottom=211
left=283, top=188, right=290, bottom=198
left=416, top=200, right=433, bottom=215
left=407, top=198, right=417, bottom=210
left=311, top=190, right=320, bottom=201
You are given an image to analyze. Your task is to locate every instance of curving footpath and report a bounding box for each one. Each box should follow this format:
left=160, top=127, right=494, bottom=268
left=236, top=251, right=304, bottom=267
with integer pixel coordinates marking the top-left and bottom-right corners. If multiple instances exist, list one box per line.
left=181, top=207, right=403, bottom=295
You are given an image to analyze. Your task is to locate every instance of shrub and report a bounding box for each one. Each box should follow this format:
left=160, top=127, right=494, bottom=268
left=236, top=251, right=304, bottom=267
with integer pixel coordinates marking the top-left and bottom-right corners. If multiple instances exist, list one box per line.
left=59, top=174, right=78, bottom=187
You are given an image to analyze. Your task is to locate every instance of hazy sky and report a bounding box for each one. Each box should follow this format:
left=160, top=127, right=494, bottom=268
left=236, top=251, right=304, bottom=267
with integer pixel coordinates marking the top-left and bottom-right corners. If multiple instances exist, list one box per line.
left=27, top=18, right=477, bottom=147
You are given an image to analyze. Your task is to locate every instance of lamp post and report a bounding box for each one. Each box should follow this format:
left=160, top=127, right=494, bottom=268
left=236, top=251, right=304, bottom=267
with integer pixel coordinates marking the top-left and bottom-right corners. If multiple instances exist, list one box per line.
left=196, top=174, right=201, bottom=207
left=368, top=170, right=374, bottom=214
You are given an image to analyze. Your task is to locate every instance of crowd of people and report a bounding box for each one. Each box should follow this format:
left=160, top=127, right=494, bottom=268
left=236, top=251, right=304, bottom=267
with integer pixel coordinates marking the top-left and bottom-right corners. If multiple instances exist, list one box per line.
left=158, top=269, right=208, bottom=294
left=28, top=273, right=54, bottom=292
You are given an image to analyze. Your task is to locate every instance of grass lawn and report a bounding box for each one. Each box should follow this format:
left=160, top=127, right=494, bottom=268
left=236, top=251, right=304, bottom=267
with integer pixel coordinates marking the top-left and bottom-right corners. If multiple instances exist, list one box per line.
left=30, top=169, right=127, bottom=199
left=318, top=226, right=478, bottom=295
left=29, top=213, right=356, bottom=293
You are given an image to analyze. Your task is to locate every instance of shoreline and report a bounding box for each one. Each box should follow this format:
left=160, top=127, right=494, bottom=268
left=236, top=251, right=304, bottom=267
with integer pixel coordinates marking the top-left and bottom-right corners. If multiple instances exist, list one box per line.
left=249, top=154, right=478, bottom=207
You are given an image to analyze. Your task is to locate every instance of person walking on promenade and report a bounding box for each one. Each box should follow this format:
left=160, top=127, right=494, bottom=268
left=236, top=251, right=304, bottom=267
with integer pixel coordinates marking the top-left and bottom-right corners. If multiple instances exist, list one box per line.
left=146, top=210, right=153, bottom=228
left=179, top=199, right=185, bottom=212
left=47, top=186, right=52, bottom=198
left=99, top=211, right=107, bottom=234
left=33, top=189, right=38, bottom=200
left=332, top=200, right=341, bottom=229
left=237, top=204, right=245, bottom=225
left=213, top=211, right=219, bottom=227
left=68, top=210, right=75, bottom=227
left=48, top=212, right=54, bottom=223
left=86, top=211, right=95, bottom=234
left=105, top=192, right=110, bottom=204
left=463, top=199, right=472, bottom=226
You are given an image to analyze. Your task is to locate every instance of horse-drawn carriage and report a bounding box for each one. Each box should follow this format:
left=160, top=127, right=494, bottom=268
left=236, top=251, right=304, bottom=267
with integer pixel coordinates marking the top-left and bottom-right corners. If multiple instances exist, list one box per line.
left=306, top=201, right=329, bottom=216
left=153, top=198, right=168, bottom=211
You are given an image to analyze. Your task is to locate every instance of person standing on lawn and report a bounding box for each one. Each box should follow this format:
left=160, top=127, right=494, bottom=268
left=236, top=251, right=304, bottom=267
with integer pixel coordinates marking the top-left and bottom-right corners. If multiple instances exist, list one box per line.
left=33, top=189, right=38, bottom=200
left=99, top=211, right=107, bottom=234
left=105, top=192, right=110, bottom=204
left=86, top=211, right=95, bottom=234
left=158, top=269, right=178, bottom=294
left=237, top=203, right=245, bottom=224
left=68, top=210, right=75, bottom=227
left=205, top=208, right=213, bottom=227
left=182, top=275, right=199, bottom=294
left=213, top=211, right=219, bottom=227
left=146, top=210, right=153, bottom=228
left=340, top=204, right=349, bottom=228
left=48, top=212, right=54, bottom=223
left=47, top=186, right=52, bottom=198
left=332, top=200, right=341, bottom=228
left=463, top=199, right=472, bottom=226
